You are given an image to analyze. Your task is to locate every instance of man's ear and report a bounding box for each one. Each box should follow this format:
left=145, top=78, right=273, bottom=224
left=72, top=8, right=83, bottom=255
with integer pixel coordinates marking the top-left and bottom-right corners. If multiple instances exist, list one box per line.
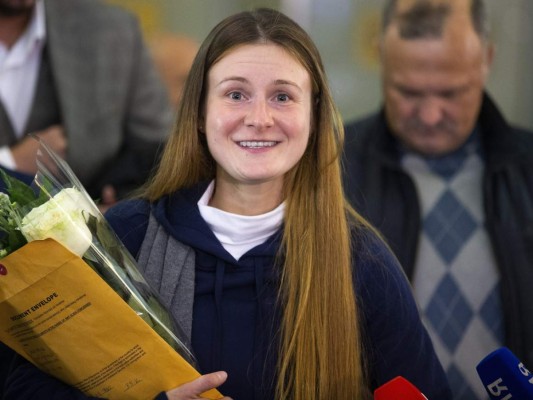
left=485, top=42, right=496, bottom=67
left=483, top=41, right=495, bottom=75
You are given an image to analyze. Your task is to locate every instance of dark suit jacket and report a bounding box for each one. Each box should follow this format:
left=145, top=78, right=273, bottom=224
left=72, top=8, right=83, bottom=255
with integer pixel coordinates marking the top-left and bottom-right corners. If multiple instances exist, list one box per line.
left=1, top=0, right=173, bottom=198
left=0, top=1, right=173, bottom=396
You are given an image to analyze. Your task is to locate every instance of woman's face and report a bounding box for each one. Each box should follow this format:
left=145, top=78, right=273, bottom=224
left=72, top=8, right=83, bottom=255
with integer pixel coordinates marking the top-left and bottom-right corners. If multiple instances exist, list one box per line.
left=204, top=43, right=313, bottom=189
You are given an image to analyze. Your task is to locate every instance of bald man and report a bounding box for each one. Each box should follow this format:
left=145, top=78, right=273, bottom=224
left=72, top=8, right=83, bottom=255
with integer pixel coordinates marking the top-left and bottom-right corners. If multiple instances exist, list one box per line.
left=343, top=1, right=533, bottom=399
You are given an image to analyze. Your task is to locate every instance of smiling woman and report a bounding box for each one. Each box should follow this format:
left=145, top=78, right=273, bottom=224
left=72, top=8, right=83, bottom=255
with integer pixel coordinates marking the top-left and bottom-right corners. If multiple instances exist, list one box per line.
left=4, top=7, right=452, bottom=400
left=204, top=43, right=312, bottom=214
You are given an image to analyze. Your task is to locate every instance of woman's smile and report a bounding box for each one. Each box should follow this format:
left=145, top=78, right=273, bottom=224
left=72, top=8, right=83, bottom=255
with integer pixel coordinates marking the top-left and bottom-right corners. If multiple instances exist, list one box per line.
left=237, top=140, right=279, bottom=149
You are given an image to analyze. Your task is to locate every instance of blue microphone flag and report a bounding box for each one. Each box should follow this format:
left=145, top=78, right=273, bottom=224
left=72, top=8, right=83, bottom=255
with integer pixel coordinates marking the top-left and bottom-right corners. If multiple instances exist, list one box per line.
left=476, top=347, right=533, bottom=399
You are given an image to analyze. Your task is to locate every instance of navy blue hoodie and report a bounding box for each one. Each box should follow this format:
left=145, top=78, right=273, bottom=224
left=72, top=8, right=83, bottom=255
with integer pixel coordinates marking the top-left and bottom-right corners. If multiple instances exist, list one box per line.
left=4, top=183, right=451, bottom=399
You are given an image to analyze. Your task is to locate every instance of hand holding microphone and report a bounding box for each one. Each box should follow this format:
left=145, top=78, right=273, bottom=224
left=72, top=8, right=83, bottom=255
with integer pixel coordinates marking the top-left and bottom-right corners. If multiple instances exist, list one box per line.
left=374, top=376, right=428, bottom=399
left=476, top=347, right=533, bottom=399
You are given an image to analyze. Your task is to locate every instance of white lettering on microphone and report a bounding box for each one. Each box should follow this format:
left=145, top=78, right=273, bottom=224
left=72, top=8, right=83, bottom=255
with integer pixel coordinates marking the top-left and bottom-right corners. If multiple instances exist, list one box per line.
left=518, top=363, right=531, bottom=377
left=518, top=362, right=533, bottom=385
left=487, top=378, right=512, bottom=399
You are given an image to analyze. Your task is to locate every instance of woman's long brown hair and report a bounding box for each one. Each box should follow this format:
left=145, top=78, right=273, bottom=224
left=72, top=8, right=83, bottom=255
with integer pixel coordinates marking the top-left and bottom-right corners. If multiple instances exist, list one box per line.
left=143, top=8, right=367, bottom=399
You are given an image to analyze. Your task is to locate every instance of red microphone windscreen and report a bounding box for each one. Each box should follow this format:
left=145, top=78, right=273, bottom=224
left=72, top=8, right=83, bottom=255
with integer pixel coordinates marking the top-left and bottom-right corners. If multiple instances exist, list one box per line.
left=374, top=376, right=428, bottom=400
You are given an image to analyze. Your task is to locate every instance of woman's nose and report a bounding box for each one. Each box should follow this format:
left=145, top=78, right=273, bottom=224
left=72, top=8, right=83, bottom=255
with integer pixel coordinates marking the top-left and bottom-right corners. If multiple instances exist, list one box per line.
left=244, top=98, right=274, bottom=129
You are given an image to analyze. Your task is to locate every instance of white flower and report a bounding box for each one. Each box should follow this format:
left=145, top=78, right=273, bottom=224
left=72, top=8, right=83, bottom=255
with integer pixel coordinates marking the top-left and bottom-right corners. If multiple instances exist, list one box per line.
left=20, top=188, right=97, bottom=257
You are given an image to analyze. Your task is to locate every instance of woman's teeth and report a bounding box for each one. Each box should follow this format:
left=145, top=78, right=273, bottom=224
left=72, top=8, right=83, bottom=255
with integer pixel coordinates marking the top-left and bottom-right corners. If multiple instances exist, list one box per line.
left=239, top=141, right=277, bottom=148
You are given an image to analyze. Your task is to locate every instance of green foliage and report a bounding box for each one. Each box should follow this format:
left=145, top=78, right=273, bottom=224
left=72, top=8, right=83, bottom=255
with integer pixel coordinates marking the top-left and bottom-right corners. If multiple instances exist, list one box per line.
left=0, top=170, right=51, bottom=257
left=0, top=169, right=36, bottom=207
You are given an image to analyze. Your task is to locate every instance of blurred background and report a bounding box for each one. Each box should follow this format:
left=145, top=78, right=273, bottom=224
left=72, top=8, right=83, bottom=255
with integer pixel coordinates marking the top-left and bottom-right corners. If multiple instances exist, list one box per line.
left=106, top=0, right=533, bottom=129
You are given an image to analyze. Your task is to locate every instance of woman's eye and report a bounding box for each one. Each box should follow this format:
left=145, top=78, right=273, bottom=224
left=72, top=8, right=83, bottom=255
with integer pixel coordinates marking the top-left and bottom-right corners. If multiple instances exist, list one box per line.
left=276, top=93, right=290, bottom=102
left=229, top=92, right=243, bottom=100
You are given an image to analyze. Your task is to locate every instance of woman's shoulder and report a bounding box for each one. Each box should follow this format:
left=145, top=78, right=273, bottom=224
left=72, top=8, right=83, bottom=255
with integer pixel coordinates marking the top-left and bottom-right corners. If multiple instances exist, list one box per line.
left=351, top=225, right=415, bottom=323
left=352, top=226, right=406, bottom=289
left=352, top=226, right=452, bottom=399
left=106, top=198, right=150, bottom=216
left=105, top=198, right=151, bottom=231
left=105, top=198, right=152, bottom=257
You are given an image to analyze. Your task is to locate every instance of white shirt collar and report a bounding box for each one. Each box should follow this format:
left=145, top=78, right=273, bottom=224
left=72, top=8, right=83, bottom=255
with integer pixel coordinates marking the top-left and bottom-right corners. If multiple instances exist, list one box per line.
left=198, top=181, right=285, bottom=260
left=0, top=0, right=46, bottom=68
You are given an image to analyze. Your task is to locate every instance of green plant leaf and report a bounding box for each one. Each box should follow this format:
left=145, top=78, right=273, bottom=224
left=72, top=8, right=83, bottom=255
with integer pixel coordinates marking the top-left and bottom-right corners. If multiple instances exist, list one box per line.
left=6, top=233, right=25, bottom=254
left=0, top=169, right=37, bottom=206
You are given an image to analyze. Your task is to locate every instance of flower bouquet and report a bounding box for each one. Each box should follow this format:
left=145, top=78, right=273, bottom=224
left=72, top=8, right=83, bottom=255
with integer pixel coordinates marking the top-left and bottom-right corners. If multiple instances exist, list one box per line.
left=0, top=139, right=221, bottom=399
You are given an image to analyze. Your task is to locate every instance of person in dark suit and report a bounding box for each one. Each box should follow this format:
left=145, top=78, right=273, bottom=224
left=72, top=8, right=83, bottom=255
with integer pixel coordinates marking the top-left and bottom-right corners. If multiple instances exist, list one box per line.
left=343, top=0, right=533, bottom=399
left=0, top=0, right=172, bottom=396
left=0, top=0, right=173, bottom=203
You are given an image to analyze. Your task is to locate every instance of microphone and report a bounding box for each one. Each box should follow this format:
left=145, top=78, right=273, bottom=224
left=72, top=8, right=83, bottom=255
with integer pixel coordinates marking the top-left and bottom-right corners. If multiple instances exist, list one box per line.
left=476, top=347, right=533, bottom=399
left=374, top=376, right=428, bottom=399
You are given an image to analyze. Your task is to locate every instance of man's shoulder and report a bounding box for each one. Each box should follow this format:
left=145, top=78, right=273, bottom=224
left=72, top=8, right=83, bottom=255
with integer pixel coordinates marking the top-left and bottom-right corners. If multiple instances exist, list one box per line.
left=344, top=112, right=383, bottom=137
left=488, top=122, right=533, bottom=165
left=510, top=125, right=533, bottom=145
left=509, top=126, right=533, bottom=168
left=481, top=93, right=533, bottom=158
left=46, top=0, right=137, bottom=29
left=343, top=111, right=386, bottom=156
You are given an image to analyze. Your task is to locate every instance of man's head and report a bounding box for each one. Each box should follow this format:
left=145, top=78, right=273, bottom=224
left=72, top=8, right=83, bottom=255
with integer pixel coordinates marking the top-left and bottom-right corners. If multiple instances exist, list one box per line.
left=0, top=0, right=35, bottom=16
left=380, top=0, right=493, bottom=156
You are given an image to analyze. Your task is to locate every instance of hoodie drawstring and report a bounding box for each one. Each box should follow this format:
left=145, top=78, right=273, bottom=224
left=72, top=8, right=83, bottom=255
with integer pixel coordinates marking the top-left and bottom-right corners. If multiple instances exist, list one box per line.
left=212, top=259, right=226, bottom=371
left=253, top=257, right=266, bottom=399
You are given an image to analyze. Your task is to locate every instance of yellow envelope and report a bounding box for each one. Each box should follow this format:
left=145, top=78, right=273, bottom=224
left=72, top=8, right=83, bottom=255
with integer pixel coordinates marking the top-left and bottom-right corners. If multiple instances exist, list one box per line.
left=0, top=239, right=222, bottom=399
